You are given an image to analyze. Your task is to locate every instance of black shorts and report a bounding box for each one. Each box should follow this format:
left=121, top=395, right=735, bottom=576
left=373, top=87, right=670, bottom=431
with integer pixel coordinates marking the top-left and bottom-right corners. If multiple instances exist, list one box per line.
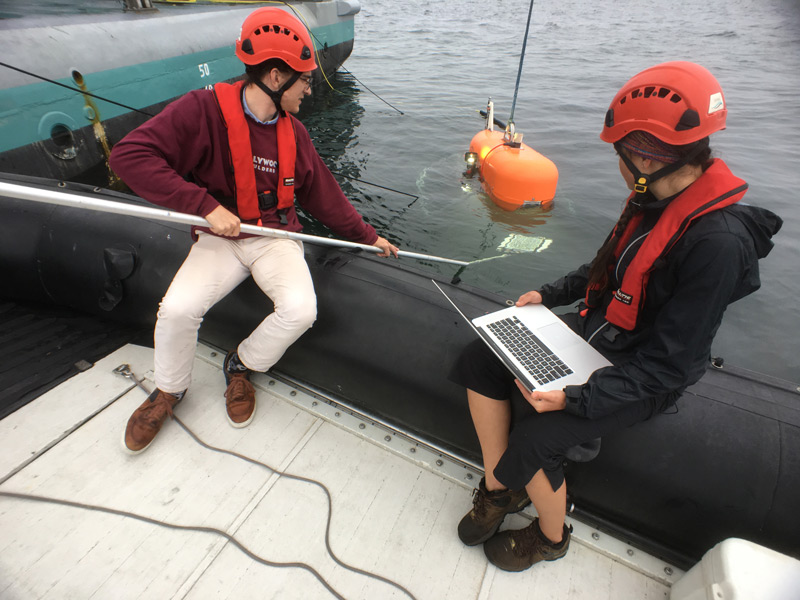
left=449, top=338, right=666, bottom=492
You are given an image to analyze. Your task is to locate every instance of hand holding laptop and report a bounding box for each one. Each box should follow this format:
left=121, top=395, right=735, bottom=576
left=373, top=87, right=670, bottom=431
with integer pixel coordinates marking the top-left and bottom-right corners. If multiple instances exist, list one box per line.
left=514, top=379, right=567, bottom=413
left=515, top=290, right=544, bottom=307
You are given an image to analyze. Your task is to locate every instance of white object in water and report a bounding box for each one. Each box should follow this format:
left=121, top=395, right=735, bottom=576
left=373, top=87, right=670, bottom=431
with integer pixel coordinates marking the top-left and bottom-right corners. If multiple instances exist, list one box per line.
left=496, top=233, right=551, bottom=253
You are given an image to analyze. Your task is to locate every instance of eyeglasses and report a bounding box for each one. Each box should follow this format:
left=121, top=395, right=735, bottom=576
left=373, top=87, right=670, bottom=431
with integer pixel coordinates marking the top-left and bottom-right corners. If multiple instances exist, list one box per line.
left=298, top=75, right=312, bottom=90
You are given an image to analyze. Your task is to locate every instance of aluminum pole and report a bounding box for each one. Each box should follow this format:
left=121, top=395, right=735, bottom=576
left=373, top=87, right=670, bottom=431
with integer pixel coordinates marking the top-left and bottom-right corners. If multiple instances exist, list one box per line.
left=0, top=181, right=469, bottom=266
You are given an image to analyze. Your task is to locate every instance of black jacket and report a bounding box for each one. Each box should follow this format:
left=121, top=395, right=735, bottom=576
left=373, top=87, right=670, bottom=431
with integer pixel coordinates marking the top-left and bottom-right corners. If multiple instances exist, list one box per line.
left=539, top=198, right=782, bottom=419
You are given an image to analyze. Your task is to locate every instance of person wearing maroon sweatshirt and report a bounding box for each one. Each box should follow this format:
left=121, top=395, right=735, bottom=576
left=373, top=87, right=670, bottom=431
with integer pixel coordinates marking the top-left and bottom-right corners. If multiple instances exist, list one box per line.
left=110, top=7, right=398, bottom=454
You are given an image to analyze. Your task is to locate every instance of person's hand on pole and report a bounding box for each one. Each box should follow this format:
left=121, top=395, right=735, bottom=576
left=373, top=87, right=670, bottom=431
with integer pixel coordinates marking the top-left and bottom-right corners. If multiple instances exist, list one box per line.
left=205, top=205, right=241, bottom=237
left=373, top=236, right=399, bottom=258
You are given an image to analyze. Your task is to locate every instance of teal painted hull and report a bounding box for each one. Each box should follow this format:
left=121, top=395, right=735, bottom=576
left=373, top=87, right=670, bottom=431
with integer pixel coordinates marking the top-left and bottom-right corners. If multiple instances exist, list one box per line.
left=0, top=1, right=358, bottom=182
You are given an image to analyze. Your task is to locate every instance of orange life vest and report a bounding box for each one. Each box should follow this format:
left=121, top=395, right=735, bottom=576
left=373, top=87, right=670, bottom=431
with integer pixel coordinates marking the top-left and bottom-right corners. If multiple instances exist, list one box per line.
left=212, top=80, right=297, bottom=220
left=590, top=158, right=748, bottom=331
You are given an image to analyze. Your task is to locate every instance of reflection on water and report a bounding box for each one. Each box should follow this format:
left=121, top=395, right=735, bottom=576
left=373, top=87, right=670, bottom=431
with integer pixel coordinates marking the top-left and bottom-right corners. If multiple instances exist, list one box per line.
left=469, top=185, right=554, bottom=232
left=298, top=74, right=364, bottom=172
left=295, top=74, right=368, bottom=237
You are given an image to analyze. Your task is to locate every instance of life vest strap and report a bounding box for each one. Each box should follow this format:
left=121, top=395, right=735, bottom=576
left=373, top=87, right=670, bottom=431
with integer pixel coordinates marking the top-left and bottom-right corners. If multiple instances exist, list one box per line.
left=586, top=159, right=748, bottom=331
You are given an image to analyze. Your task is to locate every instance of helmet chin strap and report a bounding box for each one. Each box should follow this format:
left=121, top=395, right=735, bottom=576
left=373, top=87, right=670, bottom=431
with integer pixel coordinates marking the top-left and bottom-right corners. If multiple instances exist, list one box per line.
left=253, top=72, right=302, bottom=117
left=620, top=143, right=706, bottom=199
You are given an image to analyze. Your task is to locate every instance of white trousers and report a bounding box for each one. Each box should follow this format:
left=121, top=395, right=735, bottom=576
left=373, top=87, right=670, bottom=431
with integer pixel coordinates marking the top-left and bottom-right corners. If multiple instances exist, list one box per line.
left=154, top=233, right=317, bottom=393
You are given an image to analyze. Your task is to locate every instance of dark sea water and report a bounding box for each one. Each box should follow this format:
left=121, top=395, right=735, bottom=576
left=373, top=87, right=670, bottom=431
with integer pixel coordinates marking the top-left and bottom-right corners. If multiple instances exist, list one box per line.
left=298, top=0, right=800, bottom=383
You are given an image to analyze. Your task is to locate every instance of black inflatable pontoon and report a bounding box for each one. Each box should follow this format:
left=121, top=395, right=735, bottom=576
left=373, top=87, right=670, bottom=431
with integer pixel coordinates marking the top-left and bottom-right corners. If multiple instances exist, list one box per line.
left=1, top=173, right=798, bottom=568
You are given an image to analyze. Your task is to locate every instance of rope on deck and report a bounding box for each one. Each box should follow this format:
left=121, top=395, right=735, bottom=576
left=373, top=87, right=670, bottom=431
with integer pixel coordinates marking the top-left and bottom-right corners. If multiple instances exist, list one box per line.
left=0, top=412, right=419, bottom=600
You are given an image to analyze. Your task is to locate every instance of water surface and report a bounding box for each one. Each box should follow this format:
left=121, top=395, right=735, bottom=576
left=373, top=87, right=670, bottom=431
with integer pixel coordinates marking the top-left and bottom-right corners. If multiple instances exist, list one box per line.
left=299, top=0, right=800, bottom=382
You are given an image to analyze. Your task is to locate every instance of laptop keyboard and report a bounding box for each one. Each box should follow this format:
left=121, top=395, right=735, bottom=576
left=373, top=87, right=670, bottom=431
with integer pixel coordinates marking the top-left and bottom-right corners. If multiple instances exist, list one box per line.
left=486, top=316, right=574, bottom=386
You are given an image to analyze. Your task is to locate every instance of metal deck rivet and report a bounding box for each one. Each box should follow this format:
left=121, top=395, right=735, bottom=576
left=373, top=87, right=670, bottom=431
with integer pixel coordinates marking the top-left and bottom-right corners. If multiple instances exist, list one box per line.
left=384, top=435, right=391, bottom=442
left=592, top=532, right=600, bottom=540
left=312, top=401, right=318, bottom=407
left=334, top=412, right=340, bottom=417
left=466, top=473, right=473, bottom=480
left=436, top=459, right=443, bottom=466
left=664, top=567, right=673, bottom=576
left=359, top=423, right=365, bottom=429
left=210, top=351, right=217, bottom=357
left=268, top=380, right=275, bottom=386
left=290, top=391, right=297, bottom=396
left=409, top=447, right=416, bottom=453
left=627, top=549, right=634, bottom=556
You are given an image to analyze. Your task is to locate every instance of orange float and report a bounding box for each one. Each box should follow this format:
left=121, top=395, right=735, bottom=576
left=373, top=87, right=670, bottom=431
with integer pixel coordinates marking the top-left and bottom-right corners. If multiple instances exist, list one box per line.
left=466, top=115, right=558, bottom=211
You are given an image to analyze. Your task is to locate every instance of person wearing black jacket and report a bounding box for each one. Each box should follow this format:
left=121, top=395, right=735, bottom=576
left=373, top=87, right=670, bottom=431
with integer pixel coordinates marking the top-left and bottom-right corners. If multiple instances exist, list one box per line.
left=449, top=61, right=782, bottom=572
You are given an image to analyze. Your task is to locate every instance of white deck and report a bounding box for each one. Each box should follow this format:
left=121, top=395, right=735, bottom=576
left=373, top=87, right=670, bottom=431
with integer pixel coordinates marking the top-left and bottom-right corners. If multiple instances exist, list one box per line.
left=0, top=343, right=681, bottom=599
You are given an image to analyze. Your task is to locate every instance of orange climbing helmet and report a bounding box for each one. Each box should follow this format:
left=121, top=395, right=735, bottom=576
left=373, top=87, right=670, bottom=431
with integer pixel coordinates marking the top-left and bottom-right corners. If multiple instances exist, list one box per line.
left=600, top=61, right=726, bottom=146
left=235, top=7, right=317, bottom=72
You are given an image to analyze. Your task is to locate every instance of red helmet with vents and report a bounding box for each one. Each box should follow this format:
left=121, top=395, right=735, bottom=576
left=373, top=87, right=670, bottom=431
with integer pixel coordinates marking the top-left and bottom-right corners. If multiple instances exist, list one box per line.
left=235, top=7, right=317, bottom=72
left=600, top=61, right=726, bottom=146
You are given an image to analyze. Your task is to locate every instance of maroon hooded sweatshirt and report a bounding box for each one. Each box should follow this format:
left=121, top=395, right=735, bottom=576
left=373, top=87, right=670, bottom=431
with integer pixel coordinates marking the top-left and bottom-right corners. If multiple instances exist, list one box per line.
left=109, top=88, right=378, bottom=244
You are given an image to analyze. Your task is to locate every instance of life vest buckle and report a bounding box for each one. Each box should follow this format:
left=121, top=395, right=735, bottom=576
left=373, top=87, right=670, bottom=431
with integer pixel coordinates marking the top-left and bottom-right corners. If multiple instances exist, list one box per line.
left=258, top=191, right=277, bottom=211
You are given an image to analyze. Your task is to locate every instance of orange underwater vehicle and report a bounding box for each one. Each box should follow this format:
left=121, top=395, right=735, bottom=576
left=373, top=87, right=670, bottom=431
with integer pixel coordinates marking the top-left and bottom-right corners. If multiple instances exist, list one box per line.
left=466, top=100, right=559, bottom=210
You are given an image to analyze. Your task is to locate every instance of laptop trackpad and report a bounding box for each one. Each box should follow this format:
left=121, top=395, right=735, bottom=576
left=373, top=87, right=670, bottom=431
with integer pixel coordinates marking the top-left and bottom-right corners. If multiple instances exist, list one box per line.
left=538, top=322, right=580, bottom=351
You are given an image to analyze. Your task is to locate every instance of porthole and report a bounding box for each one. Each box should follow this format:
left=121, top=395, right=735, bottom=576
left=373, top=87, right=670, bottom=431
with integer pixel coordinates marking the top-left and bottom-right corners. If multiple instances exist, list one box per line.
left=38, top=112, right=79, bottom=160
left=50, top=124, right=74, bottom=148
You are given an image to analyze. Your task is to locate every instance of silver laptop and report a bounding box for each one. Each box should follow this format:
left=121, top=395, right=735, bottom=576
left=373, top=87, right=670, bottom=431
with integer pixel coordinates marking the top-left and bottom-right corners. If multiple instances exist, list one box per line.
left=433, top=280, right=611, bottom=392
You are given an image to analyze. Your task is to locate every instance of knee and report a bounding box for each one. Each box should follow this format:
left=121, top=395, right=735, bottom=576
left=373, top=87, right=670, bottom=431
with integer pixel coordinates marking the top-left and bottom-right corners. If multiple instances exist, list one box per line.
left=276, top=295, right=317, bottom=330
left=157, top=291, right=206, bottom=325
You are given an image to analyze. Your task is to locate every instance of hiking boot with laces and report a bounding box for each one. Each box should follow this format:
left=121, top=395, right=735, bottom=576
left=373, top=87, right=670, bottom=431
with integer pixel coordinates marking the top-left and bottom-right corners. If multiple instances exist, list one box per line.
left=458, top=477, right=531, bottom=546
left=224, top=350, right=256, bottom=428
left=484, top=517, right=571, bottom=572
left=123, top=388, right=183, bottom=454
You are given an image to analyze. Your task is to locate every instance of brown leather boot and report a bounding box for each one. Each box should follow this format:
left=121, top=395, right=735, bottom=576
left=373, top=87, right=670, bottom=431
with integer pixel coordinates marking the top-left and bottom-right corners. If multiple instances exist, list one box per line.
left=123, top=388, right=183, bottom=454
left=457, top=477, right=531, bottom=546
